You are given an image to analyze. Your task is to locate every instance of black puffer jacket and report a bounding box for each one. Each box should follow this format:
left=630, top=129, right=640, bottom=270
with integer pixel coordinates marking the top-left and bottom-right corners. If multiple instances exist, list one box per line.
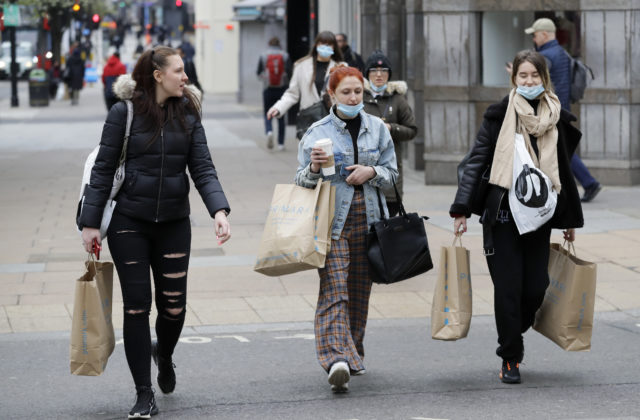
left=77, top=76, right=229, bottom=229
left=450, top=95, right=583, bottom=230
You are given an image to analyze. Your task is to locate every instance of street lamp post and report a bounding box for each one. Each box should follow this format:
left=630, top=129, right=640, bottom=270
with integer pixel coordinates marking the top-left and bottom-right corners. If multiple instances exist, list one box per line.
left=8, top=0, right=19, bottom=107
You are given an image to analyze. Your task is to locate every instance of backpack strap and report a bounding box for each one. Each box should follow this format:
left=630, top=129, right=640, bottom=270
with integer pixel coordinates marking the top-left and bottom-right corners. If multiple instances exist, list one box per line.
left=118, top=99, right=133, bottom=165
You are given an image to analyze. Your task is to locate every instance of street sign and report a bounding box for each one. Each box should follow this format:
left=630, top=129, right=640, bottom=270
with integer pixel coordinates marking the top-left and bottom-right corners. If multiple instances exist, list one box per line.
left=3, top=3, right=20, bottom=27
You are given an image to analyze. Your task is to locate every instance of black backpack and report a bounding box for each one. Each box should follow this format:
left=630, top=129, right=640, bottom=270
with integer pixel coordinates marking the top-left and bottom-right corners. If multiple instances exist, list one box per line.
left=565, top=52, right=595, bottom=103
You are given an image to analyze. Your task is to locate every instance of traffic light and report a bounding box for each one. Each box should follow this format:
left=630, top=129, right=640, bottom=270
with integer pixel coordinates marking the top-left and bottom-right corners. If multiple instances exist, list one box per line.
left=89, top=13, right=101, bottom=30
left=176, top=0, right=183, bottom=7
left=72, top=3, right=80, bottom=12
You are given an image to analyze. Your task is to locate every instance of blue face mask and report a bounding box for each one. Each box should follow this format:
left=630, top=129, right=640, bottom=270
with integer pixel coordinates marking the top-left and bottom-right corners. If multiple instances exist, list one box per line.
left=337, top=102, right=364, bottom=118
left=316, top=45, right=334, bottom=58
left=369, top=79, right=387, bottom=93
left=516, top=84, right=545, bottom=100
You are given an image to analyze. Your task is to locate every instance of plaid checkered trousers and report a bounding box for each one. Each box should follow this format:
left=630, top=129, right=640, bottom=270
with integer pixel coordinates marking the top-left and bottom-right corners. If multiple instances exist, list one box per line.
left=315, top=190, right=370, bottom=374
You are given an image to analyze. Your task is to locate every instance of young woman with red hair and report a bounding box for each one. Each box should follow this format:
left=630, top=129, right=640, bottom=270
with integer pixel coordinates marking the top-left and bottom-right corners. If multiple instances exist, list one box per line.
left=295, top=65, right=398, bottom=392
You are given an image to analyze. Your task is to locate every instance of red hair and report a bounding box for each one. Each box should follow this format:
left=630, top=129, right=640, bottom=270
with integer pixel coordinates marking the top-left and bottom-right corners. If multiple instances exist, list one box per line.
left=327, top=65, right=364, bottom=93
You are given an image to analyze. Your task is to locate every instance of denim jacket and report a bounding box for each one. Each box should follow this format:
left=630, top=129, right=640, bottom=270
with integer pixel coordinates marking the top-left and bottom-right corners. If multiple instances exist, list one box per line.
left=295, top=107, right=398, bottom=240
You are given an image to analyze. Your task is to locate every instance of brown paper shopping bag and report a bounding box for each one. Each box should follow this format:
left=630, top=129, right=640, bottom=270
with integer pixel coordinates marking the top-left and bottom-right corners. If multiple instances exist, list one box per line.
left=70, top=259, right=115, bottom=376
left=533, top=242, right=597, bottom=351
left=431, top=235, right=472, bottom=340
left=254, top=181, right=335, bottom=276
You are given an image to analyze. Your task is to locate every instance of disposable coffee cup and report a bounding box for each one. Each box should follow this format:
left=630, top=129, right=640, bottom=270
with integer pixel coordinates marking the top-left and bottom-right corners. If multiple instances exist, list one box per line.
left=315, top=138, right=335, bottom=176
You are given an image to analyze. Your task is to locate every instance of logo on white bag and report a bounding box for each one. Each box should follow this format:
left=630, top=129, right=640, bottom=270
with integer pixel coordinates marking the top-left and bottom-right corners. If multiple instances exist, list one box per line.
left=514, top=164, right=549, bottom=208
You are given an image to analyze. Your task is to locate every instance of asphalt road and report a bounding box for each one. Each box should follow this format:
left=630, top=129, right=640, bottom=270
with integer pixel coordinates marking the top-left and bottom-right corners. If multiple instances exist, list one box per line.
left=0, top=311, right=639, bottom=420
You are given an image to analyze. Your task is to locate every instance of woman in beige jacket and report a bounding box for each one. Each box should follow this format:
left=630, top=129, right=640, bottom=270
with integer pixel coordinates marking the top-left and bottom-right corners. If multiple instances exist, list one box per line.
left=266, top=31, right=342, bottom=127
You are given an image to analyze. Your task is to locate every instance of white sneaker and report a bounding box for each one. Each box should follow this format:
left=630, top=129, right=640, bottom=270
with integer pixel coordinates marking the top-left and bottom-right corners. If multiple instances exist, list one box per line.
left=352, top=368, right=366, bottom=376
left=328, top=361, right=350, bottom=389
left=277, top=144, right=285, bottom=151
left=266, top=131, right=274, bottom=149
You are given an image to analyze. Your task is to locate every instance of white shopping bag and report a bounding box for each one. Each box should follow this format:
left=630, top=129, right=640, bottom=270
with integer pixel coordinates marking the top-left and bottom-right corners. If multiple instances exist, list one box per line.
left=508, top=133, right=557, bottom=234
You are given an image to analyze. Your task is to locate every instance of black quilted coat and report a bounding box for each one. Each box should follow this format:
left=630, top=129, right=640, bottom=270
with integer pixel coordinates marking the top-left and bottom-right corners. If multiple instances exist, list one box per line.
left=77, top=97, right=230, bottom=229
left=449, top=95, right=584, bottom=230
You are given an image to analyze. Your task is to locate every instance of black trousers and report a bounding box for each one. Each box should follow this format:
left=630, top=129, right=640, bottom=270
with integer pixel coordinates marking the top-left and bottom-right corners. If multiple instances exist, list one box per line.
left=262, top=87, right=287, bottom=144
left=107, top=210, right=191, bottom=387
left=485, top=209, right=551, bottom=362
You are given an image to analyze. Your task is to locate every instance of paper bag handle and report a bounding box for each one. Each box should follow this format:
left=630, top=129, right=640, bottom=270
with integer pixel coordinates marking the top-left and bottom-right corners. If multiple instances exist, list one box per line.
left=452, top=233, right=464, bottom=247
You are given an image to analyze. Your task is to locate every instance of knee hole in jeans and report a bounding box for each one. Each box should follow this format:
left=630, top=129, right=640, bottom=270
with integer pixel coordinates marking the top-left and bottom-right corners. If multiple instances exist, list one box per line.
left=124, top=261, right=138, bottom=265
left=163, top=271, right=186, bottom=279
left=126, top=309, right=146, bottom=315
left=164, top=253, right=187, bottom=259
left=117, top=230, right=137, bottom=234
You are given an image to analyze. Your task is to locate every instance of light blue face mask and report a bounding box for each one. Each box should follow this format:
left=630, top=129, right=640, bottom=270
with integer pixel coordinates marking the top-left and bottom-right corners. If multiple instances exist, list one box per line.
left=369, top=79, right=387, bottom=93
left=316, top=45, right=334, bottom=58
left=516, top=84, right=545, bottom=100
left=337, top=102, right=364, bottom=118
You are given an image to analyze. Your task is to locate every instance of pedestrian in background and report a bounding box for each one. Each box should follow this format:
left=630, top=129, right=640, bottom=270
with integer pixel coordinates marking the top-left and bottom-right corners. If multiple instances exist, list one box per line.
left=102, top=51, right=127, bottom=111
left=48, top=60, right=61, bottom=99
left=266, top=30, right=343, bottom=149
left=66, top=48, right=85, bottom=106
left=336, top=33, right=365, bottom=73
left=78, top=46, right=231, bottom=418
left=363, top=49, right=417, bottom=216
left=296, top=65, right=398, bottom=393
left=525, top=17, right=602, bottom=202
left=257, top=37, right=291, bottom=150
left=177, top=46, right=202, bottom=95
left=451, top=50, right=583, bottom=384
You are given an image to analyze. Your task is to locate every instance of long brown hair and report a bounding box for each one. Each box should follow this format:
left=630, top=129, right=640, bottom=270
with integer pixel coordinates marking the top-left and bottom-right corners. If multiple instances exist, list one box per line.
left=510, top=49, right=552, bottom=91
left=297, top=31, right=343, bottom=90
left=131, top=46, right=201, bottom=145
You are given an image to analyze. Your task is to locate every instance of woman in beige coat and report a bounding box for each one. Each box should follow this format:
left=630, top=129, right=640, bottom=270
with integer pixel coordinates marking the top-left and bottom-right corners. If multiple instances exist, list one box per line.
left=266, top=31, right=342, bottom=142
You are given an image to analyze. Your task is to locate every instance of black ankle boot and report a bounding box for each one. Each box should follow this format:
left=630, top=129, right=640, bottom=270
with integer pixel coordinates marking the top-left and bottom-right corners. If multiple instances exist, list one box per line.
left=152, top=341, right=176, bottom=394
left=128, top=386, right=158, bottom=418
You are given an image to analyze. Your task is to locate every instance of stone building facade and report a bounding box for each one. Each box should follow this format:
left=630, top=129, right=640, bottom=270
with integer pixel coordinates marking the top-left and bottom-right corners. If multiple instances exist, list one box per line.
left=344, top=0, right=640, bottom=185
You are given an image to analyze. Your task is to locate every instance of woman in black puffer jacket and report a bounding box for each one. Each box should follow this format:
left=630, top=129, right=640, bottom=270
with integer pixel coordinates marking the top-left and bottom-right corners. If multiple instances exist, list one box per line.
left=450, top=50, right=582, bottom=386
left=78, top=46, right=230, bottom=418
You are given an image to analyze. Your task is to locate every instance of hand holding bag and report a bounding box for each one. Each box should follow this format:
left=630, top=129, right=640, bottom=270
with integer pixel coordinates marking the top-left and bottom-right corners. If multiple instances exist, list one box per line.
left=70, top=255, right=115, bottom=376
left=431, top=235, right=473, bottom=340
left=367, top=183, right=433, bottom=284
left=533, top=242, right=597, bottom=351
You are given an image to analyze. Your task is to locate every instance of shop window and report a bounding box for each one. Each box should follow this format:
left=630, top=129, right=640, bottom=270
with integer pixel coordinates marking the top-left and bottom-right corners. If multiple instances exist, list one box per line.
left=481, top=11, right=581, bottom=86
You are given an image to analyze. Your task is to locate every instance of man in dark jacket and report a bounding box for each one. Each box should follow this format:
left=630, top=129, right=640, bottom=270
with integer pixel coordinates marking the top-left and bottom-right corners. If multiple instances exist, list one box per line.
left=526, top=17, right=602, bottom=202
left=363, top=50, right=417, bottom=216
left=102, top=52, right=127, bottom=111
left=177, top=46, right=202, bottom=94
left=336, top=33, right=364, bottom=73
left=66, top=48, right=85, bottom=106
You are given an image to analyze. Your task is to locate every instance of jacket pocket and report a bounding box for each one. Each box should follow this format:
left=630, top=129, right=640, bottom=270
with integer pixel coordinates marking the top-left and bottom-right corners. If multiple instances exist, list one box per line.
left=358, top=148, right=381, bottom=166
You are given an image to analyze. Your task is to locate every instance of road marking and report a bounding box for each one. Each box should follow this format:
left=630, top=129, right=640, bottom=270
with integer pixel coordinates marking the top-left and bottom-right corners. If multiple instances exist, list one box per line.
left=180, top=336, right=212, bottom=344
left=636, top=323, right=640, bottom=327
left=214, top=335, right=250, bottom=343
left=411, top=418, right=449, bottom=420
left=115, top=339, right=124, bottom=345
left=274, top=333, right=315, bottom=340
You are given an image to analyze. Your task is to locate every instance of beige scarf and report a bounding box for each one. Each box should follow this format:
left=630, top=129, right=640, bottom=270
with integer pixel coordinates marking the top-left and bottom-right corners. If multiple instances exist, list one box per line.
left=489, top=88, right=562, bottom=193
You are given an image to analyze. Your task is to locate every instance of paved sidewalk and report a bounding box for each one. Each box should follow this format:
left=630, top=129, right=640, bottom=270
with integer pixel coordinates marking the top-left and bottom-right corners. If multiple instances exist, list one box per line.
left=1, top=81, right=639, bottom=334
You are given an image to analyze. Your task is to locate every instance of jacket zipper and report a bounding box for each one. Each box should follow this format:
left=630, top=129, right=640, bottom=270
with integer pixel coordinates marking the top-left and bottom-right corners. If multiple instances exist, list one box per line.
left=155, top=128, right=165, bottom=222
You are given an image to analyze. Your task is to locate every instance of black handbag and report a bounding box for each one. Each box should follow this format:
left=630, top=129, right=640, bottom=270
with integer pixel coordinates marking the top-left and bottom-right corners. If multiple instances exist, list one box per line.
left=295, top=99, right=329, bottom=140
left=367, top=183, right=433, bottom=284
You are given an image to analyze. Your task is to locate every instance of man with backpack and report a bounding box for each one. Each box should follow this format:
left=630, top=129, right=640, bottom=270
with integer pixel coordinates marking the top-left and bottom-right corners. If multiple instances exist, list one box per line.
left=526, top=17, right=602, bottom=202
left=102, top=51, right=127, bottom=111
left=257, top=37, right=291, bottom=150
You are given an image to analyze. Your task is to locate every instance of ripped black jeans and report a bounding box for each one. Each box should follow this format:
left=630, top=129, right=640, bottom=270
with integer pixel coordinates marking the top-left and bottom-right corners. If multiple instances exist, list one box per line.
left=107, top=210, right=191, bottom=387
